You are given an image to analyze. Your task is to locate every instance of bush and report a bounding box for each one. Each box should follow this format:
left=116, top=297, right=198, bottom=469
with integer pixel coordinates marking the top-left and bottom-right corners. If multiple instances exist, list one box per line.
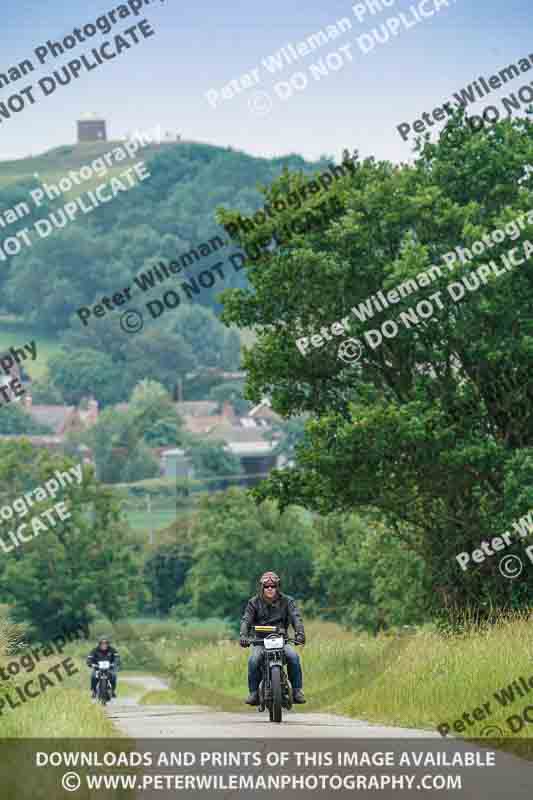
left=119, top=443, right=161, bottom=483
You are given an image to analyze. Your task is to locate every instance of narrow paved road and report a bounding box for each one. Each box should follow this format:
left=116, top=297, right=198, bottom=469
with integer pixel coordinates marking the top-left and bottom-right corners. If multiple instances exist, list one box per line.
left=102, top=675, right=533, bottom=799
left=107, top=674, right=436, bottom=738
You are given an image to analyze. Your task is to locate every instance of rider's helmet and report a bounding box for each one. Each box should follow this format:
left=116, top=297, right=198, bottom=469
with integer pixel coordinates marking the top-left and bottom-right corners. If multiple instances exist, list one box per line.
left=259, top=571, right=281, bottom=597
left=98, top=636, right=111, bottom=648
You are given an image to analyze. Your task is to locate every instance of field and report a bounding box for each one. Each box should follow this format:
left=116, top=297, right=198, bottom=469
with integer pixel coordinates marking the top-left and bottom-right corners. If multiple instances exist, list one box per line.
left=0, top=140, right=175, bottom=190
left=124, top=508, right=179, bottom=534
left=0, top=315, right=63, bottom=380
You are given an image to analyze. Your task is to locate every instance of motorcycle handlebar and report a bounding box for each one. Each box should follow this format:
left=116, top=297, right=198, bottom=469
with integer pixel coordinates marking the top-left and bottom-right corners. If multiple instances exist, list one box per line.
left=246, top=637, right=299, bottom=646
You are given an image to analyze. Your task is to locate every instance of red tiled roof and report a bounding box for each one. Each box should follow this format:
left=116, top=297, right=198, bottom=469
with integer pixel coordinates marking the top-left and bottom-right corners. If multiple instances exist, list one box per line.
left=27, top=405, right=78, bottom=434
left=176, top=401, right=219, bottom=417
left=182, top=415, right=228, bottom=435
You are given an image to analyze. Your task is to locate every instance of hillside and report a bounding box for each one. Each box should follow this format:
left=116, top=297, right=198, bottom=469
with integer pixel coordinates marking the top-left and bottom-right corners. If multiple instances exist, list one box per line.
left=0, top=139, right=329, bottom=335
left=0, top=140, right=159, bottom=185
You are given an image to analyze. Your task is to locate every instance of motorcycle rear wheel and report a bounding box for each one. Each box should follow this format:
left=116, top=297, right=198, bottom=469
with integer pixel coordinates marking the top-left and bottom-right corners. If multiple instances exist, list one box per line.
left=271, top=666, right=282, bottom=723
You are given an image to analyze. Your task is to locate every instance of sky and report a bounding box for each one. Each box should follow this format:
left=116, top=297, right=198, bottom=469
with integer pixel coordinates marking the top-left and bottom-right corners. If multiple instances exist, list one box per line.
left=0, top=0, right=532, bottom=165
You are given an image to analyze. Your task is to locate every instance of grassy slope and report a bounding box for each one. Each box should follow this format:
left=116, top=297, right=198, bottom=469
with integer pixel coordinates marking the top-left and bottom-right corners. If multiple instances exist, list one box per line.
left=0, top=141, right=258, bottom=379
left=0, top=140, right=171, bottom=189
left=125, top=508, right=178, bottom=533
left=0, top=315, right=63, bottom=380
left=0, top=140, right=181, bottom=381
left=0, top=141, right=254, bottom=379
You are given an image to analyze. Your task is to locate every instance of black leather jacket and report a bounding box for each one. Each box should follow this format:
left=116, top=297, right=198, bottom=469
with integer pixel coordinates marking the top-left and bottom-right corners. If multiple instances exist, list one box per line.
left=87, top=646, right=120, bottom=669
left=240, top=592, right=305, bottom=639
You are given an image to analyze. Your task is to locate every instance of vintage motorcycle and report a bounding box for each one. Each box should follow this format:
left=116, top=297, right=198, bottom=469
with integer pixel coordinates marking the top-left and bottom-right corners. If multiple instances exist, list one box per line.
left=247, top=625, right=299, bottom=723
left=94, top=660, right=114, bottom=705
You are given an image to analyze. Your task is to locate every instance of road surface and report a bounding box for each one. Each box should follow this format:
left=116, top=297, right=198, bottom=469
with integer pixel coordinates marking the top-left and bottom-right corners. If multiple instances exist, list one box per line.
left=102, top=674, right=533, bottom=799
left=107, top=674, right=436, bottom=738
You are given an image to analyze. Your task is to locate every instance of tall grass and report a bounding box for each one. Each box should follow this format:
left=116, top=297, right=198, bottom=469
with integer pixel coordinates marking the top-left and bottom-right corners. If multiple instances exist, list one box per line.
left=142, top=615, right=533, bottom=739
left=141, top=620, right=404, bottom=712
left=0, top=613, right=117, bottom=738
left=339, top=612, right=533, bottom=736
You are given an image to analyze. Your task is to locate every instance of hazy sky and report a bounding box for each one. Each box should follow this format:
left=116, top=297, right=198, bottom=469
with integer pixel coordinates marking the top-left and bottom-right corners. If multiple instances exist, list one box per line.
left=1, top=0, right=531, bottom=164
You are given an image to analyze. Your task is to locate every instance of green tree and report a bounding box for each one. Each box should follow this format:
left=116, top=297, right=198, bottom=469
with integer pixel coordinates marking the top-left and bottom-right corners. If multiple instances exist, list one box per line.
left=265, top=415, right=308, bottom=464
left=220, top=112, right=533, bottom=619
left=119, top=441, right=161, bottom=483
left=143, top=521, right=194, bottom=615
left=81, top=380, right=185, bottom=482
left=1, top=450, right=141, bottom=638
left=170, top=305, right=241, bottom=371
left=81, top=406, right=161, bottom=483
left=80, top=407, right=126, bottom=483
left=311, top=513, right=429, bottom=632
left=208, top=381, right=252, bottom=416
left=183, top=488, right=315, bottom=619
left=123, top=330, right=196, bottom=397
left=48, top=348, right=120, bottom=406
left=128, top=379, right=184, bottom=446
left=27, top=376, right=64, bottom=404
left=187, top=439, right=242, bottom=491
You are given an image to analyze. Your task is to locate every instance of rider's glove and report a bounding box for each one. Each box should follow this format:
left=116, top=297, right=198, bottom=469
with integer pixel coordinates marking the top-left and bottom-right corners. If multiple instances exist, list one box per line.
left=295, top=633, right=306, bottom=645
left=239, top=637, right=250, bottom=648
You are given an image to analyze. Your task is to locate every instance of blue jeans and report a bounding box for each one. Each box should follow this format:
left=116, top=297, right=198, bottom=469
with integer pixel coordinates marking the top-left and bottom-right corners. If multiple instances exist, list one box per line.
left=248, top=644, right=302, bottom=692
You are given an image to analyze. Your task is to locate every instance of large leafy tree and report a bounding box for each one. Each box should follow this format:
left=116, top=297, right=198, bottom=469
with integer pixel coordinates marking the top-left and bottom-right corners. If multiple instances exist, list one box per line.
left=220, top=112, right=533, bottom=619
left=128, top=380, right=185, bottom=446
left=170, top=305, right=241, bottom=371
left=311, top=513, right=429, bottom=632
left=0, top=445, right=141, bottom=638
left=186, top=439, right=242, bottom=492
left=48, top=348, right=120, bottom=406
left=122, top=330, right=196, bottom=398
left=183, top=488, right=316, bottom=620
left=142, top=519, right=194, bottom=616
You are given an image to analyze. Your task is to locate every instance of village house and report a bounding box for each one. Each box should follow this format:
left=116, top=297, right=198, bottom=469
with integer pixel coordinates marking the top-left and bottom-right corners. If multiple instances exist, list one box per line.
left=4, top=383, right=285, bottom=489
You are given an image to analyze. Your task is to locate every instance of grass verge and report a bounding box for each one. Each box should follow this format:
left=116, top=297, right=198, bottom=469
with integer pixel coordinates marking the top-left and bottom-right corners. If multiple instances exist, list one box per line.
left=140, top=616, right=533, bottom=740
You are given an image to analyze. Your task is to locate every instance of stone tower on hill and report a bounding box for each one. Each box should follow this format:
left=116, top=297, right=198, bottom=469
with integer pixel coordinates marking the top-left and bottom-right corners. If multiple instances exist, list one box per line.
left=77, top=113, right=107, bottom=143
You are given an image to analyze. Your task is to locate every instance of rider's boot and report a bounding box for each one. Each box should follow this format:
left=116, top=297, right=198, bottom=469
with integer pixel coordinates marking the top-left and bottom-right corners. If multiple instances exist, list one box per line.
left=91, top=690, right=96, bottom=699
left=245, top=691, right=259, bottom=705
left=293, top=689, right=306, bottom=704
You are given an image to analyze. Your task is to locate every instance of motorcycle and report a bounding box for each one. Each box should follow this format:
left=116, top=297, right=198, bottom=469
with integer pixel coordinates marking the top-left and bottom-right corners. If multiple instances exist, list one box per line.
left=247, top=625, right=299, bottom=723
left=94, top=660, right=114, bottom=705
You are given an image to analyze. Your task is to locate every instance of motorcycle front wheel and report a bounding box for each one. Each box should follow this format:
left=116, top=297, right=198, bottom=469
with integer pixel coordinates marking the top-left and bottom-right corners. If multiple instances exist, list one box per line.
left=271, top=666, right=282, bottom=723
left=97, top=677, right=109, bottom=705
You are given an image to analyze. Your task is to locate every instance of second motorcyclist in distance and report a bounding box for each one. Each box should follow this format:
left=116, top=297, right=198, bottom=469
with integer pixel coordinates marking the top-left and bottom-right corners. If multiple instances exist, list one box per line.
left=239, top=570, right=307, bottom=705
left=86, top=635, right=121, bottom=699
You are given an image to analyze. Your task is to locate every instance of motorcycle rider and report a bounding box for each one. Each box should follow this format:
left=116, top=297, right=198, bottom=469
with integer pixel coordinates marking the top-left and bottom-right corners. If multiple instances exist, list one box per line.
left=240, top=571, right=307, bottom=705
left=86, top=636, right=121, bottom=699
